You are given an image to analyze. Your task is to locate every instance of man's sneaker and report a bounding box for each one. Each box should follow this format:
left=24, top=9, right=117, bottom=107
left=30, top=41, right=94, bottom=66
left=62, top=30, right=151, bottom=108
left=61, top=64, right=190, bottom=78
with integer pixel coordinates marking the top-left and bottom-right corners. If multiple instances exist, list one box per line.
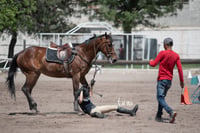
left=155, top=116, right=163, bottom=122
left=169, top=112, right=177, bottom=123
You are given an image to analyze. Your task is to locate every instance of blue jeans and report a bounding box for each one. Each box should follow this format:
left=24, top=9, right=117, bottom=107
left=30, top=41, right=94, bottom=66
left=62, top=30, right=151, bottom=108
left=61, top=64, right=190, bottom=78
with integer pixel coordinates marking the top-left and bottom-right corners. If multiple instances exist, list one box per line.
left=156, top=80, right=173, bottom=117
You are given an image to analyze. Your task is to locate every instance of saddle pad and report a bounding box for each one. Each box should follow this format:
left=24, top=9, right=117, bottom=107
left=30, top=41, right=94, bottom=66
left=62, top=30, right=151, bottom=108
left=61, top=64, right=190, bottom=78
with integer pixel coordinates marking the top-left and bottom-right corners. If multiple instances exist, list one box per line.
left=46, top=48, right=63, bottom=64
left=46, top=48, right=75, bottom=64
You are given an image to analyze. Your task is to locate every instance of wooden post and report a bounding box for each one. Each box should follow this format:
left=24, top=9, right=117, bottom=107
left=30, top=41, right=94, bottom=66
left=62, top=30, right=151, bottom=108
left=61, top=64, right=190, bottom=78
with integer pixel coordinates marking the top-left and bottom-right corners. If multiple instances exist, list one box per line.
left=23, top=40, right=26, bottom=50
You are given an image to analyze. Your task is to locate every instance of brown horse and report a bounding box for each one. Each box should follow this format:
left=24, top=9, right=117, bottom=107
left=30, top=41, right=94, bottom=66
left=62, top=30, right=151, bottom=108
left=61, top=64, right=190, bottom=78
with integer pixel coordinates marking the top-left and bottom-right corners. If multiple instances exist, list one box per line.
left=7, top=33, right=117, bottom=112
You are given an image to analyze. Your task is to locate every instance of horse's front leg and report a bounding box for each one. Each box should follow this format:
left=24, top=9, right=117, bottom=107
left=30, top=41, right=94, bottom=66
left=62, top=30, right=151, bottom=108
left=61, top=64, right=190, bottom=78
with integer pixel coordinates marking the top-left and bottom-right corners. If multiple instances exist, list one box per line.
left=80, top=76, right=89, bottom=87
left=72, top=73, right=81, bottom=112
left=80, top=76, right=92, bottom=94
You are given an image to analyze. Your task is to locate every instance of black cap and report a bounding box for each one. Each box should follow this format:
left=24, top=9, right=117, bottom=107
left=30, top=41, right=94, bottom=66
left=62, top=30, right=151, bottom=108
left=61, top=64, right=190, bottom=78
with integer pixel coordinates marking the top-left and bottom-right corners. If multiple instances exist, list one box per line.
left=164, top=37, right=173, bottom=46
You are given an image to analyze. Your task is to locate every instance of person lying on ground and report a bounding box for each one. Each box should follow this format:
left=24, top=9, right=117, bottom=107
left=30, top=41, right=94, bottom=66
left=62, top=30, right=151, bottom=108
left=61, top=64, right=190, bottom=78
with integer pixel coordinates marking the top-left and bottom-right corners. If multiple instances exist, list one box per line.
left=77, top=85, right=139, bottom=118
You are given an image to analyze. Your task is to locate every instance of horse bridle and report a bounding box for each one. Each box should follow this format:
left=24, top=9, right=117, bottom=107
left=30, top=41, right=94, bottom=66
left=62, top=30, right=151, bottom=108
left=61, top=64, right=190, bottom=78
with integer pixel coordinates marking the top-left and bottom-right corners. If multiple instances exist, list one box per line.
left=100, top=41, right=114, bottom=58
left=96, top=35, right=114, bottom=58
left=76, top=35, right=114, bottom=66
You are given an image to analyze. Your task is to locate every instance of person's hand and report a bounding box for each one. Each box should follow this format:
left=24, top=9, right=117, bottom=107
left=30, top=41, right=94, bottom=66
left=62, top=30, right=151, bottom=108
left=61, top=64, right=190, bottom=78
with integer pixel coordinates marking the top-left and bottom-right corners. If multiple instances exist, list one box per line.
left=180, top=82, right=184, bottom=88
left=79, top=90, right=83, bottom=104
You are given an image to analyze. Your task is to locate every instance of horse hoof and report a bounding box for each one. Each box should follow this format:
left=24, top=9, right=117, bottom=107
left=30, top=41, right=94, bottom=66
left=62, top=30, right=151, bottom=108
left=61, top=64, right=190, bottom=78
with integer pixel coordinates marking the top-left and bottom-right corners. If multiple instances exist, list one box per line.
left=35, top=109, right=40, bottom=113
left=74, top=103, right=80, bottom=112
left=31, top=109, right=39, bottom=114
left=30, top=102, right=38, bottom=112
left=74, top=107, right=81, bottom=112
left=74, top=108, right=80, bottom=112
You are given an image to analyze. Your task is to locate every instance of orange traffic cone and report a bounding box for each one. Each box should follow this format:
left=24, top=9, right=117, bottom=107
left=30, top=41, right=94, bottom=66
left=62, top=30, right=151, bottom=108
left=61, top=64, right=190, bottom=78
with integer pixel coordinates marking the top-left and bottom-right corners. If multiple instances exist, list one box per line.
left=181, top=86, right=192, bottom=105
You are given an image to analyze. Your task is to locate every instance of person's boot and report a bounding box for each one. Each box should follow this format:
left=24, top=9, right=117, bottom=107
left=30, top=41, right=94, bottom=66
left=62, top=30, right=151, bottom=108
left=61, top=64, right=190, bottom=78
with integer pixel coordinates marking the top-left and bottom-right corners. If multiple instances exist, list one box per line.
left=117, top=104, right=138, bottom=116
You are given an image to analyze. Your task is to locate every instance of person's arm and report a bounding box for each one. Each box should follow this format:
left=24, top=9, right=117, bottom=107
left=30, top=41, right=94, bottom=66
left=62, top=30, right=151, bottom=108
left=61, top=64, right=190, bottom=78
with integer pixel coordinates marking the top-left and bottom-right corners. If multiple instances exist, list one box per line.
left=149, top=51, right=163, bottom=67
left=176, top=57, right=184, bottom=88
left=79, top=90, right=83, bottom=104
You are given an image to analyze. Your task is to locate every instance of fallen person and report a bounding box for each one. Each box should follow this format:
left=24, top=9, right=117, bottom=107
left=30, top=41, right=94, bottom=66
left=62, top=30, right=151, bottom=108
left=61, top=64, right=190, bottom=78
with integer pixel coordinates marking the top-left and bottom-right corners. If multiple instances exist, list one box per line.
left=77, top=85, right=138, bottom=118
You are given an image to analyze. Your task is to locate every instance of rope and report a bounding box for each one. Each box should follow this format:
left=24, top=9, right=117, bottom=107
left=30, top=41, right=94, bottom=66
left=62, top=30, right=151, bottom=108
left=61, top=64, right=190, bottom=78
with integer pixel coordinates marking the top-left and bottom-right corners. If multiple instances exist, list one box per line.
left=90, top=54, right=99, bottom=90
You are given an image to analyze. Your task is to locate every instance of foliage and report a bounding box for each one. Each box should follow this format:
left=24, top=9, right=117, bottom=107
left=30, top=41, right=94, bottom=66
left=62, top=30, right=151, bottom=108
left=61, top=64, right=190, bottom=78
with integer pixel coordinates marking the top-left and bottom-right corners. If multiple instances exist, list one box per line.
left=82, top=0, right=189, bottom=33
left=0, top=0, right=80, bottom=58
left=0, top=0, right=36, bottom=34
left=0, top=0, right=80, bottom=34
left=30, top=0, right=77, bottom=33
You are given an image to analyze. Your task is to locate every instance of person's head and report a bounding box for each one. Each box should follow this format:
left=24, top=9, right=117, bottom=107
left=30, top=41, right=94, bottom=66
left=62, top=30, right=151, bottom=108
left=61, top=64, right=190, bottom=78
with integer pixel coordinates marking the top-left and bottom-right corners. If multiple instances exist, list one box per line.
left=77, top=85, right=90, bottom=98
left=163, top=37, right=173, bottom=50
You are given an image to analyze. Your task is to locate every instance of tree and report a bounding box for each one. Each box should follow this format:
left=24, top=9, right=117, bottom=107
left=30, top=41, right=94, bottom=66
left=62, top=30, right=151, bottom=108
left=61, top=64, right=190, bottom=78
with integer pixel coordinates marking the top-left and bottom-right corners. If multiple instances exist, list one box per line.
left=0, top=0, right=37, bottom=58
left=0, top=0, right=78, bottom=58
left=82, top=0, right=189, bottom=33
left=79, top=0, right=189, bottom=60
left=30, top=0, right=77, bottom=33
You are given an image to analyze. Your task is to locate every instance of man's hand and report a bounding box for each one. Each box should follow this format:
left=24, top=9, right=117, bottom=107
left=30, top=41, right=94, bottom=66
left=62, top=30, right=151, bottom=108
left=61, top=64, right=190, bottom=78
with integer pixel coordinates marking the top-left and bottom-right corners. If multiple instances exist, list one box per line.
left=79, top=90, right=83, bottom=104
left=180, top=82, right=184, bottom=88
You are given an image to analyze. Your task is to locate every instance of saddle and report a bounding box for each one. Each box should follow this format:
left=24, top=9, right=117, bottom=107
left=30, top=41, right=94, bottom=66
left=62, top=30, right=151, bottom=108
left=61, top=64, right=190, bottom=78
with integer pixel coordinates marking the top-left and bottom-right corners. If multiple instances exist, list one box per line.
left=46, top=41, right=76, bottom=73
left=46, top=41, right=76, bottom=64
left=50, top=41, right=73, bottom=60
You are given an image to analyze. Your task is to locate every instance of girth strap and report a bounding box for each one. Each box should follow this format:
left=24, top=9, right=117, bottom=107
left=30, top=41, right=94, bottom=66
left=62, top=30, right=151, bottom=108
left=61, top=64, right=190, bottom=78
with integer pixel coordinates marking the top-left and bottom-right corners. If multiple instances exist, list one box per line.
left=77, top=54, right=91, bottom=67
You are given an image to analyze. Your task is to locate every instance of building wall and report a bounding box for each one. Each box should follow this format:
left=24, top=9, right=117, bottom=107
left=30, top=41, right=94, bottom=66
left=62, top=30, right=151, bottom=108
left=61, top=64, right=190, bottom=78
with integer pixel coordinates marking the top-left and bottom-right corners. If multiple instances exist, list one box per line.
left=135, top=28, right=200, bottom=59
left=154, top=0, right=200, bottom=27
left=134, top=0, right=200, bottom=59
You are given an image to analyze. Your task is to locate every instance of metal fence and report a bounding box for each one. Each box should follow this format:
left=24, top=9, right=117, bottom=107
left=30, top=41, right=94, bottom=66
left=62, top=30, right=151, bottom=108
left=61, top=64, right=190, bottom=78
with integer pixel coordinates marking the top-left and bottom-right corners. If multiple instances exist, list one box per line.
left=38, top=33, right=157, bottom=61
left=1, top=32, right=199, bottom=71
left=0, top=33, right=158, bottom=70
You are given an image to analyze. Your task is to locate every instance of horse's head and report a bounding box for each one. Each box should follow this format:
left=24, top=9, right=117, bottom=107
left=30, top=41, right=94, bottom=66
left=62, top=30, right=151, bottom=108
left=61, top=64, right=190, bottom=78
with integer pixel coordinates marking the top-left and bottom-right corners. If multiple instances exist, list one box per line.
left=97, top=33, right=117, bottom=63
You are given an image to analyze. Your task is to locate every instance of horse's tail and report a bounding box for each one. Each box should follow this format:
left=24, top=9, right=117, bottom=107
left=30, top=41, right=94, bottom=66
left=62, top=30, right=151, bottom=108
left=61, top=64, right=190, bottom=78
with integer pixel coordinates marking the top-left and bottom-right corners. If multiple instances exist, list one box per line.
left=6, top=54, right=19, bottom=99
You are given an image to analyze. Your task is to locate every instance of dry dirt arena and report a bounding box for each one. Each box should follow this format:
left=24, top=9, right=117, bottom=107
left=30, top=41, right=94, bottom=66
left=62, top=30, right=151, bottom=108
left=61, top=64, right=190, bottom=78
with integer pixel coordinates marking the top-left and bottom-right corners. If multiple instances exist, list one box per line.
left=0, top=68, right=199, bottom=133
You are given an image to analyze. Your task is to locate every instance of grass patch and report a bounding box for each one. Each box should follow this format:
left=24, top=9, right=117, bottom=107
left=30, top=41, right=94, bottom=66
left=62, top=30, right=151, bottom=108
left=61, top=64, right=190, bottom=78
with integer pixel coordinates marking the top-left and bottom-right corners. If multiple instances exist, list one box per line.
left=102, top=64, right=199, bottom=69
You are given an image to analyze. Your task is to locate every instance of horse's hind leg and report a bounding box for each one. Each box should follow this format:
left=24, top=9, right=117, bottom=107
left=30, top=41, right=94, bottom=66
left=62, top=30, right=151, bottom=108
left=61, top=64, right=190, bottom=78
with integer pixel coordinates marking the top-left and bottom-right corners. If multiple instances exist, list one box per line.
left=72, top=73, right=81, bottom=112
left=22, top=72, right=40, bottom=112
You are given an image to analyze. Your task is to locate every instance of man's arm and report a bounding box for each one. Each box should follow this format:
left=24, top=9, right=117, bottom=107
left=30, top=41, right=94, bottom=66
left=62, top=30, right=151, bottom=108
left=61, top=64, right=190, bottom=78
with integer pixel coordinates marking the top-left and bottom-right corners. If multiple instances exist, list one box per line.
left=79, top=90, right=83, bottom=104
left=149, top=51, right=163, bottom=67
left=176, top=58, right=184, bottom=88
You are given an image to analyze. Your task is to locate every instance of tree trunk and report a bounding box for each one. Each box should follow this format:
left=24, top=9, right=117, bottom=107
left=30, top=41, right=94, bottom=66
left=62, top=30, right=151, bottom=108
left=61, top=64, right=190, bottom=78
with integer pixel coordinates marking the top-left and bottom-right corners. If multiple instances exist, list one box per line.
left=8, top=31, right=17, bottom=58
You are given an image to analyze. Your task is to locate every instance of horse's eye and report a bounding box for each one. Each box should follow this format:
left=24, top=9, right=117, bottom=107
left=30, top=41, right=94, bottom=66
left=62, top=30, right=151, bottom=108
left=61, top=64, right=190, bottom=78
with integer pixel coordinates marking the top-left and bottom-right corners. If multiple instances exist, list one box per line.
left=108, top=44, right=113, bottom=47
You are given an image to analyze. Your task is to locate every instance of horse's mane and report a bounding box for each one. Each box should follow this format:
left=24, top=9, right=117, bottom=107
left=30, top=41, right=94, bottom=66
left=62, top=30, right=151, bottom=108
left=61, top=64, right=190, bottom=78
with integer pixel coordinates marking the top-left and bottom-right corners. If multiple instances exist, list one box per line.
left=82, top=34, right=110, bottom=45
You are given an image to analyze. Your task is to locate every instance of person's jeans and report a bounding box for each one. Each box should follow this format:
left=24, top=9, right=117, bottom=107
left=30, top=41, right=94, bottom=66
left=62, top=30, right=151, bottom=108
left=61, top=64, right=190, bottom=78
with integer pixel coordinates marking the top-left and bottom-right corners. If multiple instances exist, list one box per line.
left=156, top=80, right=173, bottom=117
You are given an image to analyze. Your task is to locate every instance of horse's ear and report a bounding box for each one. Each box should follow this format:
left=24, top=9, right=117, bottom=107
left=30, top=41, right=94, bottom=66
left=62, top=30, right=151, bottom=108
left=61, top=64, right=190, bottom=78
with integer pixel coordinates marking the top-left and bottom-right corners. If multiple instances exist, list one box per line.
left=105, top=32, right=108, bottom=39
left=50, top=41, right=56, bottom=45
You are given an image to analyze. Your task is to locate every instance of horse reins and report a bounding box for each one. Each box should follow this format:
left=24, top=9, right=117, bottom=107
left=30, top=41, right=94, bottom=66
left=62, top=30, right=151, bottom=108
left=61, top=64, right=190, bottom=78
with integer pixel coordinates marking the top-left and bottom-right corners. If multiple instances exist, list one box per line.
left=71, top=35, right=113, bottom=97
left=89, top=36, right=114, bottom=97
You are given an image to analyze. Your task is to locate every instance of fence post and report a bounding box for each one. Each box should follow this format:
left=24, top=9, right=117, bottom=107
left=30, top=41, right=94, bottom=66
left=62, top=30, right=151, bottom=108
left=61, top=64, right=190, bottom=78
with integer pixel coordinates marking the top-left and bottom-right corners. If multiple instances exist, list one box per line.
left=60, top=39, right=62, bottom=45
left=23, top=40, right=26, bottom=50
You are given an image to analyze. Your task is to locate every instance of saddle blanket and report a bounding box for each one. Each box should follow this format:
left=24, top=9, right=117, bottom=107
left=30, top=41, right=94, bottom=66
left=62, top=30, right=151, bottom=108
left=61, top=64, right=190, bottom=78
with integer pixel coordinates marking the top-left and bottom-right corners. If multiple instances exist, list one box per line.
left=45, top=48, right=75, bottom=64
left=46, top=48, right=63, bottom=64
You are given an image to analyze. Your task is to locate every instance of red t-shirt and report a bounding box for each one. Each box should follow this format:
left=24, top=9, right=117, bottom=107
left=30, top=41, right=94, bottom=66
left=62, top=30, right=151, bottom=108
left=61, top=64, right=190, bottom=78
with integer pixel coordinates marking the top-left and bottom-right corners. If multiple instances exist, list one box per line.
left=149, top=50, right=184, bottom=82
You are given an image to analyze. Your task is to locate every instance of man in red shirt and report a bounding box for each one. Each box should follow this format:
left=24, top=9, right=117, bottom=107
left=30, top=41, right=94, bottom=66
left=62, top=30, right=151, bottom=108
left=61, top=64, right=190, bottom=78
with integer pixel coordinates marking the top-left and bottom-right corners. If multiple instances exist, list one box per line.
left=149, top=37, right=184, bottom=123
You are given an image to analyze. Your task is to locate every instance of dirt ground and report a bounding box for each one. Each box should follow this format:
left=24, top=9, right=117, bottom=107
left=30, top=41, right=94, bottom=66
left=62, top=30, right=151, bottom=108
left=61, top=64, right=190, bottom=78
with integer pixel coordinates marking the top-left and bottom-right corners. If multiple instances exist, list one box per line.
left=0, top=68, right=200, bottom=133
